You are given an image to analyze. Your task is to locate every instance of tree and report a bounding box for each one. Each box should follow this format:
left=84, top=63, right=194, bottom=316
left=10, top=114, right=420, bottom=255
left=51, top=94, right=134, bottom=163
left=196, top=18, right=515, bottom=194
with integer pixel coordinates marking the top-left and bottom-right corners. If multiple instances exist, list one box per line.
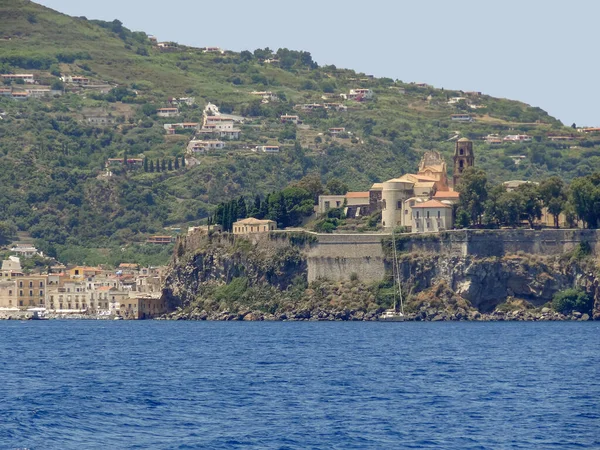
left=0, top=221, right=17, bottom=245
left=326, top=178, right=349, bottom=195
left=569, top=174, right=600, bottom=228
left=143, top=158, right=148, bottom=172
left=250, top=194, right=262, bottom=218
left=516, top=183, right=542, bottom=228
left=168, top=160, right=173, bottom=171
left=237, top=196, right=247, bottom=219
left=155, top=159, right=161, bottom=172
left=539, top=176, right=566, bottom=228
left=149, top=160, right=154, bottom=172
left=181, top=156, right=186, bottom=168
left=161, top=159, right=166, bottom=171
left=174, top=156, right=180, bottom=170
left=552, top=288, right=593, bottom=315
left=456, top=168, right=488, bottom=226
left=497, top=191, right=524, bottom=227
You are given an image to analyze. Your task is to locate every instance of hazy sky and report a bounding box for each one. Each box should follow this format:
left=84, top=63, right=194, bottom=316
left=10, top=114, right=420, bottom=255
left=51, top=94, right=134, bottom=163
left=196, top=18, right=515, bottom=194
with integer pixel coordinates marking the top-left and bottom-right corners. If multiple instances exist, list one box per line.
left=36, top=0, right=600, bottom=126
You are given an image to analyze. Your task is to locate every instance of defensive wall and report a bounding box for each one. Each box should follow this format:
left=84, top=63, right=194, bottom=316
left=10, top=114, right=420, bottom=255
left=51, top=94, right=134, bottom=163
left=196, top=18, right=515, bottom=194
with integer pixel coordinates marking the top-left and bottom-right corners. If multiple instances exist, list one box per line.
left=301, top=229, right=600, bottom=283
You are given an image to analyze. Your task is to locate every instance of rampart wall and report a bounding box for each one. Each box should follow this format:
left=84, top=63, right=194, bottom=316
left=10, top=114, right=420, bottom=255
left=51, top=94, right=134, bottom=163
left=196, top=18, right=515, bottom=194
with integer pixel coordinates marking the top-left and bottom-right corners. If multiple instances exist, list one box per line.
left=304, top=229, right=600, bottom=283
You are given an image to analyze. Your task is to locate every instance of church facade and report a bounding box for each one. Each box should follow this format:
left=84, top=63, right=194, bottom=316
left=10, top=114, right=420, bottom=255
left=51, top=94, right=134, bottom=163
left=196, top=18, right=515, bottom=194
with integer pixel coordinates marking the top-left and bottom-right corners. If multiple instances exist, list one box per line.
left=380, top=139, right=474, bottom=231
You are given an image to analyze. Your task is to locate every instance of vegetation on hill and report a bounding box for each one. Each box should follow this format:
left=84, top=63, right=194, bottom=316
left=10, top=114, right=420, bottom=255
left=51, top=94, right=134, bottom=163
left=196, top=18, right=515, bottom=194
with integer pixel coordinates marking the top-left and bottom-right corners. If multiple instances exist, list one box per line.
left=1, top=0, right=599, bottom=263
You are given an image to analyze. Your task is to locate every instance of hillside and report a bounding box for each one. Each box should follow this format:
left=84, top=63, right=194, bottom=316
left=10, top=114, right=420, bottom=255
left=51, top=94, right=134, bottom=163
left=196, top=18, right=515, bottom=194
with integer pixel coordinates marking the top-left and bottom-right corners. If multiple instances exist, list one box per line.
left=0, top=0, right=597, bottom=264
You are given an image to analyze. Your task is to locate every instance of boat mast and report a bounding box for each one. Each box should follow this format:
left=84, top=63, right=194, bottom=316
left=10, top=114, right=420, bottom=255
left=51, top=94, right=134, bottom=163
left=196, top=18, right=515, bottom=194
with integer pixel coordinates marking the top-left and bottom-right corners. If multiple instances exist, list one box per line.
left=391, top=228, right=404, bottom=315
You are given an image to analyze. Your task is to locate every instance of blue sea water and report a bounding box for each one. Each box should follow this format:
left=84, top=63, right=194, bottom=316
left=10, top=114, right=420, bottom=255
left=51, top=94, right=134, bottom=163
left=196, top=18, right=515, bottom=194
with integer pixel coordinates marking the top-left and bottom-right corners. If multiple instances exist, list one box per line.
left=0, top=321, right=599, bottom=449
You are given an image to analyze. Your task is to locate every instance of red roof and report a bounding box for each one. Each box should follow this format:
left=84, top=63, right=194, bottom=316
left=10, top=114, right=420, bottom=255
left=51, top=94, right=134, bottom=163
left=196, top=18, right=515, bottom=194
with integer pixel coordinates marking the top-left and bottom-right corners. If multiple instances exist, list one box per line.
left=433, top=190, right=460, bottom=199
left=345, top=192, right=369, bottom=198
left=412, top=199, right=452, bottom=209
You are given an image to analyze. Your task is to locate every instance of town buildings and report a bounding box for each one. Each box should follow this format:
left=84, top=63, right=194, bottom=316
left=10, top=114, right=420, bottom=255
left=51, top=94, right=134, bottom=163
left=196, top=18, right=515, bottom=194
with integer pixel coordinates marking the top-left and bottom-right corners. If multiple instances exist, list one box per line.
left=0, top=256, right=168, bottom=319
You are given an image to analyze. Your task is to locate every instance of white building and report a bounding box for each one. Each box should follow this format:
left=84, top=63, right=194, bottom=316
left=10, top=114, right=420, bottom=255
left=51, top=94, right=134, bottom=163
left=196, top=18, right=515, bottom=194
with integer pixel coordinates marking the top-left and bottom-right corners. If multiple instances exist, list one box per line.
left=412, top=200, right=453, bottom=233
left=157, top=107, right=180, bottom=118
left=255, top=145, right=280, bottom=153
left=348, top=88, right=373, bottom=100
left=187, top=140, right=225, bottom=153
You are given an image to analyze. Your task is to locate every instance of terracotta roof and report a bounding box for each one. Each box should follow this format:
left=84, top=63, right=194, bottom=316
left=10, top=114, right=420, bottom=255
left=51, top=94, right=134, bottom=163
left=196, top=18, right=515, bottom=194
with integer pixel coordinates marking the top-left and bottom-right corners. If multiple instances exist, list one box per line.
left=433, top=190, right=460, bottom=199
left=345, top=192, right=369, bottom=198
left=234, top=217, right=275, bottom=225
left=412, top=199, right=452, bottom=209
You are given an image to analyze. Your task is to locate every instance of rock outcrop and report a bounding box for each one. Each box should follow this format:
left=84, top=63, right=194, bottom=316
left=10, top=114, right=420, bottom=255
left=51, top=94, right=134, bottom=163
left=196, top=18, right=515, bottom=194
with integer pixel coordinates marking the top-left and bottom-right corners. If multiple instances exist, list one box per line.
left=163, top=231, right=600, bottom=321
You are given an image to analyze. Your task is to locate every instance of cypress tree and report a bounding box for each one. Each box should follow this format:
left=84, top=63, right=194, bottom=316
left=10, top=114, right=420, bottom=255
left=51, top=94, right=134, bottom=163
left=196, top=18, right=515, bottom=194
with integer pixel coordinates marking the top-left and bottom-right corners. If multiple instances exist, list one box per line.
left=156, top=159, right=161, bottom=172
left=222, top=205, right=230, bottom=232
left=237, top=196, right=247, bottom=219
left=149, top=160, right=155, bottom=172
left=174, top=156, right=180, bottom=170
left=168, top=159, right=173, bottom=171
left=143, top=157, right=148, bottom=172
left=181, top=156, right=186, bottom=168
left=259, top=194, right=269, bottom=219
left=161, top=159, right=166, bottom=171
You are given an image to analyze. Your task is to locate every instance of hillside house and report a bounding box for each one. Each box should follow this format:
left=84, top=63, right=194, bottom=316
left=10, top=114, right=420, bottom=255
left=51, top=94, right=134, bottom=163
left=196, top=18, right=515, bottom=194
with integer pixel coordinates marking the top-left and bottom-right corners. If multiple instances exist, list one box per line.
left=503, top=134, right=532, bottom=143
left=328, top=127, right=346, bottom=136
left=86, top=115, right=115, bottom=125
left=281, top=115, right=302, bottom=125
left=447, top=97, right=466, bottom=104
left=0, top=88, right=11, bottom=96
left=255, top=145, right=280, bottom=153
left=146, top=236, right=175, bottom=245
left=157, top=107, right=180, bottom=118
left=251, top=91, right=278, bottom=102
left=216, top=129, right=240, bottom=139
left=323, top=103, right=348, bottom=112
left=317, top=195, right=346, bottom=215
left=295, top=103, right=323, bottom=111
left=11, top=245, right=39, bottom=258
left=579, top=127, right=600, bottom=133
left=204, top=116, right=235, bottom=129
left=187, top=140, right=225, bottom=153
left=484, top=134, right=502, bottom=145
left=232, top=218, right=277, bottom=235
left=548, top=136, right=574, bottom=142
left=451, top=114, right=473, bottom=122
left=1, top=74, right=35, bottom=84
left=62, top=75, right=90, bottom=85
left=348, top=89, right=373, bottom=100
left=202, top=47, right=224, bottom=54
left=26, top=88, right=59, bottom=98
left=412, top=200, right=453, bottom=233
left=11, top=91, right=29, bottom=100
left=164, top=123, right=199, bottom=134
left=170, top=97, right=195, bottom=106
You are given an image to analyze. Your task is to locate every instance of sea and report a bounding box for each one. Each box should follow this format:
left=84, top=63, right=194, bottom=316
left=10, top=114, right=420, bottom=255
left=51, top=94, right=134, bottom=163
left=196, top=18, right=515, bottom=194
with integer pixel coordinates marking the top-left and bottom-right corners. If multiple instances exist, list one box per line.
left=0, top=321, right=598, bottom=449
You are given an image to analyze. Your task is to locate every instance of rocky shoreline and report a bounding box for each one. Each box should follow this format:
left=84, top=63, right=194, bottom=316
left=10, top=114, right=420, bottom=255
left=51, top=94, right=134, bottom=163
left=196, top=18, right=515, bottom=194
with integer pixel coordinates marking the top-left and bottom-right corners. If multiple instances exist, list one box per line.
left=163, top=305, right=597, bottom=322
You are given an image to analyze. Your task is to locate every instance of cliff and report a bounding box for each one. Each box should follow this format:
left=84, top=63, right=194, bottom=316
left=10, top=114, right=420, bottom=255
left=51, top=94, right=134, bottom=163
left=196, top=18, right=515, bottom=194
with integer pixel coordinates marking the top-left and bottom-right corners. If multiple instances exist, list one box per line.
left=162, top=230, right=600, bottom=321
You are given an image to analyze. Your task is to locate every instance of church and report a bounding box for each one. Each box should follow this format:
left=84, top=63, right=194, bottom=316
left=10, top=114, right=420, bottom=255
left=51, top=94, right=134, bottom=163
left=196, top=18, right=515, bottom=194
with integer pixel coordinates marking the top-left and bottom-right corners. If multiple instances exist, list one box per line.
left=378, top=138, right=474, bottom=232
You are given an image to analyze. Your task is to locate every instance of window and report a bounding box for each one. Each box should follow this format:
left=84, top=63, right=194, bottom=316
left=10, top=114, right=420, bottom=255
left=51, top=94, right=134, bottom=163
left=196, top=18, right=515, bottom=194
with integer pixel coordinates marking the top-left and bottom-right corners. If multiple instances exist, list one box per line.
left=336, top=201, right=341, bottom=207
left=437, top=211, right=441, bottom=219
left=29, top=290, right=33, bottom=297
left=416, top=211, right=420, bottom=219
left=460, top=149, right=464, bottom=155
left=39, top=282, right=43, bottom=288
left=39, top=290, right=43, bottom=297
left=19, top=281, right=23, bottom=288
left=29, top=282, right=33, bottom=288
left=426, top=211, right=430, bottom=219
left=382, top=199, right=387, bottom=210
left=9, top=290, right=12, bottom=295
left=397, top=201, right=402, bottom=210
left=19, top=290, right=23, bottom=296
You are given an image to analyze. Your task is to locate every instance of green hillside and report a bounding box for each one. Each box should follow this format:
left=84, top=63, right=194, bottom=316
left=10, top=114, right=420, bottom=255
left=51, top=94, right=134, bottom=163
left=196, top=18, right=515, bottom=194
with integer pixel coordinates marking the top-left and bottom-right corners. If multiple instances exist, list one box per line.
left=0, top=0, right=597, bottom=264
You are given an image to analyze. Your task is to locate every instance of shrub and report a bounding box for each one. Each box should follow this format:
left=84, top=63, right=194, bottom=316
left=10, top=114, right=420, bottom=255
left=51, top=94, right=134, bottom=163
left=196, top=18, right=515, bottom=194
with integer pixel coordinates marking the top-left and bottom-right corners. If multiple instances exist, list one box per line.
left=552, top=288, right=593, bottom=315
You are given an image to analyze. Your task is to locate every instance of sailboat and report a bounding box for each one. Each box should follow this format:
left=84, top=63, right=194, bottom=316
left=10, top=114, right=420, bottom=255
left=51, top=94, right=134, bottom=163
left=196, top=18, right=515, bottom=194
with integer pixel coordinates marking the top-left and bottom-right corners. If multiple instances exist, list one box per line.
left=379, top=228, right=405, bottom=322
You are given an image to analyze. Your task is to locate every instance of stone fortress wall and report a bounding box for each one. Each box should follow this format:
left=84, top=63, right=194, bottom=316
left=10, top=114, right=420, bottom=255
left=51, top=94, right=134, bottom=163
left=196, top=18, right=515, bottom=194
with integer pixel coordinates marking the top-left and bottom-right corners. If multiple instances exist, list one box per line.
left=302, top=229, right=600, bottom=283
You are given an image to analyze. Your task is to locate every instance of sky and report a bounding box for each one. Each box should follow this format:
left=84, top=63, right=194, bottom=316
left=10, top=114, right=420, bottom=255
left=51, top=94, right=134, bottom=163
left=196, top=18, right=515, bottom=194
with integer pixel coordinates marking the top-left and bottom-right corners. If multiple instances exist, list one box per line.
left=36, top=0, right=600, bottom=126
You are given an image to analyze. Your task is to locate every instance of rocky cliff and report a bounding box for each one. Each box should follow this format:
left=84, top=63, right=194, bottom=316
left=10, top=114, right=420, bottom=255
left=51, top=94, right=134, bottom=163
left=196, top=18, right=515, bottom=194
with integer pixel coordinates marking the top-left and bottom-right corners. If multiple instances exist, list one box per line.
left=162, top=231, right=600, bottom=321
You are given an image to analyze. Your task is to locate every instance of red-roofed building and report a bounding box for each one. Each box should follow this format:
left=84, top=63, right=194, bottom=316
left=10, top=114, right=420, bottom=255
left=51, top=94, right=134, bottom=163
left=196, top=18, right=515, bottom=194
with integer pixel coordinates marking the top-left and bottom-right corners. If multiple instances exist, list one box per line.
left=412, top=200, right=453, bottom=232
left=433, top=190, right=460, bottom=204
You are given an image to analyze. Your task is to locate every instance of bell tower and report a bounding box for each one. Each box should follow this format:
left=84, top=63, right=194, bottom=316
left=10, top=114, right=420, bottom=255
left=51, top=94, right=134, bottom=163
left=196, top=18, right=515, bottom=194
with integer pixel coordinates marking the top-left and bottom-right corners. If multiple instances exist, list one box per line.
left=453, top=138, right=474, bottom=188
